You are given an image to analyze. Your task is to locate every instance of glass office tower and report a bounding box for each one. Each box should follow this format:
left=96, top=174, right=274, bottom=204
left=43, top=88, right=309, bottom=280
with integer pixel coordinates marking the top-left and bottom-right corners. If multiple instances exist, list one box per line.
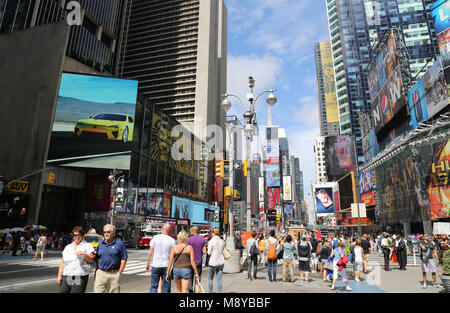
left=325, top=0, right=439, bottom=164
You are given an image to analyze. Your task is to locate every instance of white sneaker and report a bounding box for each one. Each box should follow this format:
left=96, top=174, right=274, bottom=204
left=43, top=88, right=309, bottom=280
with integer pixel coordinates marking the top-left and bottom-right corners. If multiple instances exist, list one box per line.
left=434, top=283, right=443, bottom=288
left=331, top=285, right=335, bottom=290
left=346, top=286, right=352, bottom=291
left=422, top=283, right=427, bottom=289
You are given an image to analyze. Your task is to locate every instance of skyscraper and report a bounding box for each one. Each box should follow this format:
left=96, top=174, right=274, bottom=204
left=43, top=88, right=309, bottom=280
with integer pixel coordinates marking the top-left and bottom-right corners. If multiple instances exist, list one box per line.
left=118, top=0, right=227, bottom=138
left=325, top=0, right=439, bottom=163
left=0, top=0, right=128, bottom=74
left=314, top=41, right=340, bottom=136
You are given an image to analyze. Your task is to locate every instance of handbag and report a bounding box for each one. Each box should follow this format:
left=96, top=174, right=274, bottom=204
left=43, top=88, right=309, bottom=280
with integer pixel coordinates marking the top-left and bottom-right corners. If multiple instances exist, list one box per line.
left=81, top=259, right=97, bottom=273
left=194, top=278, right=204, bottom=293
left=390, top=251, right=398, bottom=263
left=222, top=247, right=231, bottom=260
left=169, top=245, right=186, bottom=280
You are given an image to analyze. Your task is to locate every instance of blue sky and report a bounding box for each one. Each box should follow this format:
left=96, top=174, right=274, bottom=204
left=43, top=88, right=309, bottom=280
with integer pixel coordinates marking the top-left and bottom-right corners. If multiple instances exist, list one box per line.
left=60, top=73, right=138, bottom=104
left=225, top=0, right=330, bottom=221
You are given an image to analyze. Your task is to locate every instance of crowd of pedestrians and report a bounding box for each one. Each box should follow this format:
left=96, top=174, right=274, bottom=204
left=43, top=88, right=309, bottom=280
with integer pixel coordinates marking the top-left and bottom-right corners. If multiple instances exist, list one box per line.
left=3, top=222, right=449, bottom=293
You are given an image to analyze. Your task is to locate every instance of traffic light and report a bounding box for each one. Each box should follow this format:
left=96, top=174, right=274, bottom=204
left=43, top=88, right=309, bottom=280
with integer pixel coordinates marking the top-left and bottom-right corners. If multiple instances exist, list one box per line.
left=215, top=160, right=224, bottom=178
left=48, top=171, right=56, bottom=184
left=276, top=212, right=280, bottom=222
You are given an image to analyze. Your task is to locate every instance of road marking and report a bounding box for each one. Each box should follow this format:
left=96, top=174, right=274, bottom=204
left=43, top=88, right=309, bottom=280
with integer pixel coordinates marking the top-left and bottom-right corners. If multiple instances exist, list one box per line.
left=0, top=278, right=57, bottom=290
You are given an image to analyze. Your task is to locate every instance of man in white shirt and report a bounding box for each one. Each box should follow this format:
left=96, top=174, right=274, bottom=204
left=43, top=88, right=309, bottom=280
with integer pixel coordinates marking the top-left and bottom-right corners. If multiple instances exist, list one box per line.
left=146, top=223, right=175, bottom=293
left=207, top=228, right=225, bottom=293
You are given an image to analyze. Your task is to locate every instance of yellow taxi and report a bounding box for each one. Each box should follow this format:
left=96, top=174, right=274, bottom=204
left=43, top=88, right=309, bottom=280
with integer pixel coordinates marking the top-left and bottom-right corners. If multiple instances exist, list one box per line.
left=84, top=230, right=104, bottom=252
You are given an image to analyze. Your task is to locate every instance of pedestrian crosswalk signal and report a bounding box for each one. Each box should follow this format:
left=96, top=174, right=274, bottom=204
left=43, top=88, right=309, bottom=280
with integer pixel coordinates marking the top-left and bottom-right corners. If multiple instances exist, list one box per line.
left=215, top=161, right=224, bottom=178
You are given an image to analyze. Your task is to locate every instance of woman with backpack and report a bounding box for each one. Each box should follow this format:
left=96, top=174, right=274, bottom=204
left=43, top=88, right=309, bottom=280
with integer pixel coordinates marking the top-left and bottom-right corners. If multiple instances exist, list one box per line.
left=297, top=235, right=312, bottom=282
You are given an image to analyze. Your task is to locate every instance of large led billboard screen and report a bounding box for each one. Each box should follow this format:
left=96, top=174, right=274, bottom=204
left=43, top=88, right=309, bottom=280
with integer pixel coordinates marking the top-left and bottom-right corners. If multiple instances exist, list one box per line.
left=432, top=0, right=450, bottom=35
left=47, top=73, right=138, bottom=168
left=314, top=186, right=335, bottom=214
left=368, top=30, right=406, bottom=133
left=267, top=187, right=281, bottom=211
left=325, top=135, right=357, bottom=179
left=408, top=58, right=449, bottom=128
left=266, top=163, right=281, bottom=187
left=359, top=171, right=376, bottom=206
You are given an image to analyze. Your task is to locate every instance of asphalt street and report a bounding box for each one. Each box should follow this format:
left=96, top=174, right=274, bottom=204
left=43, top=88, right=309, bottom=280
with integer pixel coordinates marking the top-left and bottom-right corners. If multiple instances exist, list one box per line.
left=0, top=249, right=446, bottom=293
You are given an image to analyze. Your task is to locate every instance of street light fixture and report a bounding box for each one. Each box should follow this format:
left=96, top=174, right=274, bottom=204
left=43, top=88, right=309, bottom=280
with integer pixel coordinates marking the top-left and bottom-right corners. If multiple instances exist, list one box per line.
left=109, top=169, right=125, bottom=226
left=221, top=77, right=278, bottom=232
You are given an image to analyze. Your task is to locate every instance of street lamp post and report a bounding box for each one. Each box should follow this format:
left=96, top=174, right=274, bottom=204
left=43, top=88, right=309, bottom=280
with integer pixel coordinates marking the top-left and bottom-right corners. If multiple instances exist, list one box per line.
left=108, top=169, right=125, bottom=226
left=221, top=77, right=277, bottom=232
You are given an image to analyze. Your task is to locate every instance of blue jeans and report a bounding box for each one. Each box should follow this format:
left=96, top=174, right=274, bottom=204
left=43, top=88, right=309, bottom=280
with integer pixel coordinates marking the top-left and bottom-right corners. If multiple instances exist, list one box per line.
left=150, top=267, right=171, bottom=293
left=267, top=259, right=277, bottom=282
left=208, top=264, right=224, bottom=293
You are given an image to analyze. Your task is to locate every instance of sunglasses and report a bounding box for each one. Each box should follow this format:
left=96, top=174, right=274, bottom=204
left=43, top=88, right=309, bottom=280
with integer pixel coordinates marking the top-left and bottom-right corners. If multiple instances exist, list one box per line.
left=104, top=231, right=112, bottom=234
left=72, top=234, right=82, bottom=238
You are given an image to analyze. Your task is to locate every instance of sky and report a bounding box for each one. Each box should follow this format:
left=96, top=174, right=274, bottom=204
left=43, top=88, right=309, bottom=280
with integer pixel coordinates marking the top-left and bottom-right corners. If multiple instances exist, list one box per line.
left=224, top=0, right=330, bottom=223
left=59, top=73, right=138, bottom=104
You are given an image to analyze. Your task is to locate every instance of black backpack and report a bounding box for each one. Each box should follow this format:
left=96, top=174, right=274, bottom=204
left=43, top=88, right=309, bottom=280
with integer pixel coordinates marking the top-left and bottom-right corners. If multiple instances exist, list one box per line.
left=298, top=242, right=310, bottom=258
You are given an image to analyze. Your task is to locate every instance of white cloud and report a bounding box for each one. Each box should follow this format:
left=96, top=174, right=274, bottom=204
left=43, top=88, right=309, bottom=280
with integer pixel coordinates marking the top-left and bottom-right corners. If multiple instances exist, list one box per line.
left=226, top=53, right=283, bottom=117
left=294, top=96, right=319, bottom=127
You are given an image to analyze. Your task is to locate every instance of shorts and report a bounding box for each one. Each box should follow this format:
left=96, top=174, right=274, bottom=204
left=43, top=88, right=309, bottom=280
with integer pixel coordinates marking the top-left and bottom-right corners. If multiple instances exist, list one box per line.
left=363, top=254, right=370, bottom=264
left=333, top=261, right=347, bottom=281
left=353, top=261, right=363, bottom=271
left=37, top=246, right=45, bottom=252
left=311, top=253, right=319, bottom=265
left=298, top=260, right=310, bottom=272
left=421, top=259, right=437, bottom=273
left=173, top=268, right=193, bottom=280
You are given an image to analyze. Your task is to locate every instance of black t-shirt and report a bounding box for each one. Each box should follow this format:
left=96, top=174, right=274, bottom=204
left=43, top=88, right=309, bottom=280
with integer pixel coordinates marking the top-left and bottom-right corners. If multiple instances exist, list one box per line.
left=361, top=239, right=371, bottom=254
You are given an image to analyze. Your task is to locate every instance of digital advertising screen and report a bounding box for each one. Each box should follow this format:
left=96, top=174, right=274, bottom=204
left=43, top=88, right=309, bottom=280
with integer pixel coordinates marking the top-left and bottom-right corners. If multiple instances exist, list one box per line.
left=314, top=186, right=334, bottom=214
left=47, top=72, right=138, bottom=168
left=359, top=171, right=376, bottom=207
left=325, top=135, right=357, bottom=179
left=408, top=78, right=429, bottom=128
left=265, top=163, right=281, bottom=187
left=432, top=0, right=450, bottom=35
left=267, top=188, right=281, bottom=211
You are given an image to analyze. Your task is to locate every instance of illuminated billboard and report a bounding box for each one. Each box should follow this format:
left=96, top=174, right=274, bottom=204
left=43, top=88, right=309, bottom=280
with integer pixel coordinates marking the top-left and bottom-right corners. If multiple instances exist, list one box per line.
left=267, top=188, right=281, bottom=211
left=314, top=187, right=334, bottom=214
left=283, top=176, right=292, bottom=201
left=171, top=196, right=219, bottom=226
left=319, top=41, right=339, bottom=123
left=359, top=171, right=376, bottom=207
left=325, top=135, right=357, bottom=179
left=433, top=0, right=450, bottom=84
left=265, top=163, right=281, bottom=187
left=368, top=30, right=406, bottom=133
left=432, top=0, right=450, bottom=35
left=408, top=57, right=449, bottom=128
left=48, top=73, right=138, bottom=168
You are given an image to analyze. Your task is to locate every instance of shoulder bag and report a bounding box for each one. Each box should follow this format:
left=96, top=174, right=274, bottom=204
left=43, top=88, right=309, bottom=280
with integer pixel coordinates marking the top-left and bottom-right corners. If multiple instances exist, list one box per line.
left=222, top=247, right=231, bottom=260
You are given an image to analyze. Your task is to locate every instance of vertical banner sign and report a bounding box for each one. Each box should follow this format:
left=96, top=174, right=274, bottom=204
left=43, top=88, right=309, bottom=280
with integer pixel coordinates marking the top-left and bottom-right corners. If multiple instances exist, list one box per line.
left=319, top=41, right=339, bottom=123
left=283, top=176, right=292, bottom=201
left=259, top=177, right=265, bottom=202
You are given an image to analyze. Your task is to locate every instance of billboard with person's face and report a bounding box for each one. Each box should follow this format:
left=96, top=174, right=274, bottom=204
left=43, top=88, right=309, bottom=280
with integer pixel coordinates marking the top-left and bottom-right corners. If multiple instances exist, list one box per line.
left=359, top=171, right=376, bottom=206
left=48, top=73, right=138, bottom=168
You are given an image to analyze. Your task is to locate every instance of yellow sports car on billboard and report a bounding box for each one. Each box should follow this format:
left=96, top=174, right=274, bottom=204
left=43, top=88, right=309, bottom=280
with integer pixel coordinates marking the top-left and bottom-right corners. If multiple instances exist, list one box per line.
left=74, top=113, right=134, bottom=143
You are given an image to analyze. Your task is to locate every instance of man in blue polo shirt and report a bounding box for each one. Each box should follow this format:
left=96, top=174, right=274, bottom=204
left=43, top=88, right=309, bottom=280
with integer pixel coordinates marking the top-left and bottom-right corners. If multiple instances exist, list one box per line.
left=94, top=224, right=128, bottom=293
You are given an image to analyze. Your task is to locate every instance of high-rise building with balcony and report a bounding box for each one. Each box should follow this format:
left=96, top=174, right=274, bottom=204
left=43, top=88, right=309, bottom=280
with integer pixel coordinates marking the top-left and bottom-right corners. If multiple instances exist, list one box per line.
left=325, top=0, right=439, bottom=164
left=118, top=0, right=227, bottom=138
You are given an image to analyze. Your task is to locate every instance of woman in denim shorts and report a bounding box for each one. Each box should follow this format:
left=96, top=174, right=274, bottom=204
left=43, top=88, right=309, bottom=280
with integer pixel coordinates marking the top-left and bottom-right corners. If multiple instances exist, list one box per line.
left=166, top=231, right=199, bottom=293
